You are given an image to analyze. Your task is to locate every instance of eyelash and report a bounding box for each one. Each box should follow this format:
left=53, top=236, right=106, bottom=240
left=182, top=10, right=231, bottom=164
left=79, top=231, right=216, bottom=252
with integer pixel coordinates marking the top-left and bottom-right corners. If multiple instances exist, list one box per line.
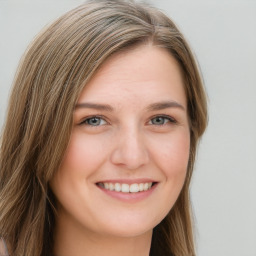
left=79, top=115, right=108, bottom=126
left=148, top=115, right=177, bottom=126
left=79, top=115, right=176, bottom=127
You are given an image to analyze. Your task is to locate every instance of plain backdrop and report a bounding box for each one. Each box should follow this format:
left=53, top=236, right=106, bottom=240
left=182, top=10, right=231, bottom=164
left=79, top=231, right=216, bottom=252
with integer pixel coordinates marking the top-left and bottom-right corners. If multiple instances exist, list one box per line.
left=0, top=0, right=256, bottom=255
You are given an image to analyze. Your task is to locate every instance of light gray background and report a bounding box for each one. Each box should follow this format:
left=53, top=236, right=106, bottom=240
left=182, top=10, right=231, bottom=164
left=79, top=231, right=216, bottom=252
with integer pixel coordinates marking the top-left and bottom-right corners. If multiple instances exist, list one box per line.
left=0, top=1, right=255, bottom=255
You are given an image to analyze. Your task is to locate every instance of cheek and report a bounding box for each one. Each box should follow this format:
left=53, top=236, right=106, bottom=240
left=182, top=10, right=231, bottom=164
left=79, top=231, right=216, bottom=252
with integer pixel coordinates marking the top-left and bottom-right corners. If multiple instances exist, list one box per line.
left=50, top=132, right=109, bottom=214
left=150, top=130, right=190, bottom=178
left=145, top=130, right=190, bottom=221
left=60, top=132, right=107, bottom=177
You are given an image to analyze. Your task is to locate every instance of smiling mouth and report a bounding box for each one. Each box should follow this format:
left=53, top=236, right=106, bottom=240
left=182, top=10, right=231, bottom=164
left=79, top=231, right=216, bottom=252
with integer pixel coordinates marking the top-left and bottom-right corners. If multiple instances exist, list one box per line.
left=96, top=182, right=157, bottom=193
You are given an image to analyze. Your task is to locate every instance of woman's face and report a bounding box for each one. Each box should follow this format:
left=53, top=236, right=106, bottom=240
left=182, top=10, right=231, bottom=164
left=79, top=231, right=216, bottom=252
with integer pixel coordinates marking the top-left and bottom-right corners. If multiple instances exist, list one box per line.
left=50, top=45, right=190, bottom=238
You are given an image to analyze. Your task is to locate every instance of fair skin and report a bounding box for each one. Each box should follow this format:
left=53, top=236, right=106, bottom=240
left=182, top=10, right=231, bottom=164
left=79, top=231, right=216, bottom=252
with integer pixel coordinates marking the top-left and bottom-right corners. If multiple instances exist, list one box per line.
left=50, top=44, right=190, bottom=256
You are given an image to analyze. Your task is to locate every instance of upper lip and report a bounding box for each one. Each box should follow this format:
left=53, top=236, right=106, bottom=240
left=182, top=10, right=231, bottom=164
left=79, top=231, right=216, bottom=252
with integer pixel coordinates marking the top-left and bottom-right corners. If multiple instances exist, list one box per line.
left=96, top=179, right=157, bottom=185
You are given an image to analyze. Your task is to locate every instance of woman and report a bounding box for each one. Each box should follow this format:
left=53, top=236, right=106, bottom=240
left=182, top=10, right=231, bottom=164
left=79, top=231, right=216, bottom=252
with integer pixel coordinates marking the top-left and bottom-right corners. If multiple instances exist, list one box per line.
left=0, top=0, right=207, bottom=255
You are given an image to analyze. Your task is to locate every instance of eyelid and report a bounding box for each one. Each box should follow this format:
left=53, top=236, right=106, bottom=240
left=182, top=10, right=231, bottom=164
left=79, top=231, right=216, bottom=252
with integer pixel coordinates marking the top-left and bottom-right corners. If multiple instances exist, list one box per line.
left=79, top=115, right=109, bottom=126
left=148, top=114, right=177, bottom=125
left=78, top=114, right=177, bottom=127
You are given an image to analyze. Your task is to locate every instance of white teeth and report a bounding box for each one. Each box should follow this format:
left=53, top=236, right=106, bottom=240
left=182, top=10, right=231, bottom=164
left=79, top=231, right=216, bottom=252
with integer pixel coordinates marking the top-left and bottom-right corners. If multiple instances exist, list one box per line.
left=109, top=183, right=114, bottom=191
left=101, top=182, right=154, bottom=193
left=130, top=183, right=139, bottom=193
left=115, top=183, right=121, bottom=192
left=121, top=184, right=129, bottom=193
left=144, top=183, right=149, bottom=190
left=139, top=183, right=144, bottom=191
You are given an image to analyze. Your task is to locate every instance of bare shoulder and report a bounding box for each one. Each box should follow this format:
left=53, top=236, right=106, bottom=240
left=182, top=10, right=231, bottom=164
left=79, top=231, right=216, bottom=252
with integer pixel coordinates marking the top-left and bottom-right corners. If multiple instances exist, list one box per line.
left=0, top=238, right=8, bottom=256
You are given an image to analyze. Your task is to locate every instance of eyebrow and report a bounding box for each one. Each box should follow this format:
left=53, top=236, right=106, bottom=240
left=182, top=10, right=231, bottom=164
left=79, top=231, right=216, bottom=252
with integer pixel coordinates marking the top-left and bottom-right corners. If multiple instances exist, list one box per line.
left=147, top=101, right=185, bottom=111
left=75, top=102, right=114, bottom=111
left=75, top=100, right=185, bottom=111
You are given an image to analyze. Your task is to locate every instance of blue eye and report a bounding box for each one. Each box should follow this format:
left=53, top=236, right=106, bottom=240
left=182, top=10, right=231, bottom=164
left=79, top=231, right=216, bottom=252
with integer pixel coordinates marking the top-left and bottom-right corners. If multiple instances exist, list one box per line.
left=82, top=117, right=107, bottom=126
left=149, top=116, right=175, bottom=125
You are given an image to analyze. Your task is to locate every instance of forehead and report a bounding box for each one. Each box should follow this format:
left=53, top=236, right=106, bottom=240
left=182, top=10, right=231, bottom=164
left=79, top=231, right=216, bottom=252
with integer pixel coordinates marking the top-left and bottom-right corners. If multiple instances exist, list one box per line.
left=78, top=44, right=186, bottom=108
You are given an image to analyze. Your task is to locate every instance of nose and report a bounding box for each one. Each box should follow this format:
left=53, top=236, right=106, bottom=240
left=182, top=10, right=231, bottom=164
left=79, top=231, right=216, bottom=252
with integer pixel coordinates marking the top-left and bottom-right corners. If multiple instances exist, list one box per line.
left=110, top=126, right=149, bottom=170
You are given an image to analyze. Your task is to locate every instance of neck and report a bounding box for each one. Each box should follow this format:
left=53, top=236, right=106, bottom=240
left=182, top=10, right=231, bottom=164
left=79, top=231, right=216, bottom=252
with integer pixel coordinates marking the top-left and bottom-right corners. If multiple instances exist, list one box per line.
left=53, top=215, right=152, bottom=256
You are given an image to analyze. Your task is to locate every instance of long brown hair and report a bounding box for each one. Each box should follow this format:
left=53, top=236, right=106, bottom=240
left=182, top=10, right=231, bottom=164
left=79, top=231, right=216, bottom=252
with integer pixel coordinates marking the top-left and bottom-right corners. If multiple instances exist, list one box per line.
left=0, top=1, right=207, bottom=255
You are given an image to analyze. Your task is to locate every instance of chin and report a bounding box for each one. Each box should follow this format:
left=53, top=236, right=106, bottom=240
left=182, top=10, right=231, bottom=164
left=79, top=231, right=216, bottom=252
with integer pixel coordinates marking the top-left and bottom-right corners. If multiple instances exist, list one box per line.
left=95, top=215, right=160, bottom=238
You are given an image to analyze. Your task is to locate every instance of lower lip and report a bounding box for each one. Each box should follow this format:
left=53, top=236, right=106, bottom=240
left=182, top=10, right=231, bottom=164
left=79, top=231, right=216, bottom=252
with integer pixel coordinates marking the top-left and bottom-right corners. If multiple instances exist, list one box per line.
left=97, top=183, right=158, bottom=203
